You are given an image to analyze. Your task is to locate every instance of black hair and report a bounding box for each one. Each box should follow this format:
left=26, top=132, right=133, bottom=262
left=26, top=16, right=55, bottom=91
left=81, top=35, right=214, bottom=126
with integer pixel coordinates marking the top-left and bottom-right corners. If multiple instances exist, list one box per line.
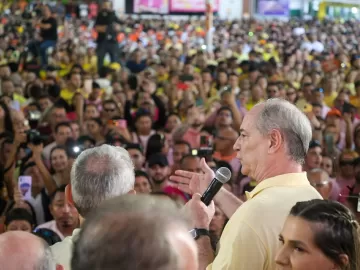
left=5, top=208, right=35, bottom=227
left=267, top=81, right=280, bottom=89
left=0, top=101, right=14, bottom=133
left=50, top=185, right=67, bottom=204
left=135, top=170, right=150, bottom=179
left=173, top=140, right=191, bottom=151
left=55, top=122, right=71, bottom=134
left=311, top=102, right=323, bottom=108
left=179, top=154, right=199, bottom=166
left=78, top=135, right=96, bottom=146
left=134, top=110, right=152, bottom=123
left=103, top=99, right=117, bottom=107
left=28, top=102, right=41, bottom=111
left=125, top=143, right=143, bottom=154
left=88, top=117, right=103, bottom=127
left=217, top=106, right=233, bottom=118
left=290, top=200, right=360, bottom=270
left=146, top=134, right=165, bottom=161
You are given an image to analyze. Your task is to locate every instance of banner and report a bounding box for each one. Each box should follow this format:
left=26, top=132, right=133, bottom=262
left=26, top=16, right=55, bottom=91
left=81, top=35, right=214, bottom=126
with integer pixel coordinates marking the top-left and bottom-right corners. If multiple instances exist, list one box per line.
left=134, top=0, right=169, bottom=14
left=170, top=0, right=219, bottom=12
left=257, top=0, right=290, bottom=16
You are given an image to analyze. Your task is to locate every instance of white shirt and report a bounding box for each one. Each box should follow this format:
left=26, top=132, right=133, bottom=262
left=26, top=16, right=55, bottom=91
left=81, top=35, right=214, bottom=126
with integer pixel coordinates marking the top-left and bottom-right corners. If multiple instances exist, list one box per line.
left=301, top=41, right=324, bottom=53
left=27, top=191, right=48, bottom=225
left=36, top=220, right=65, bottom=240
left=51, top=229, right=81, bottom=270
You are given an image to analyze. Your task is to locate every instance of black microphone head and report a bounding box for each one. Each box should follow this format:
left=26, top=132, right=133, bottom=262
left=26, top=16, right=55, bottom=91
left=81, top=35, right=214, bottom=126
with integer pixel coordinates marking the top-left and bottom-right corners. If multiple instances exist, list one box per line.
left=215, top=167, right=232, bottom=184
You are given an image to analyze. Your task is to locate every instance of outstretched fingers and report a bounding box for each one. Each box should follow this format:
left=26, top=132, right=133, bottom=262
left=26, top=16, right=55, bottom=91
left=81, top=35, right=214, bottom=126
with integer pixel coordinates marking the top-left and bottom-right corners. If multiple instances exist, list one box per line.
left=169, top=175, right=191, bottom=185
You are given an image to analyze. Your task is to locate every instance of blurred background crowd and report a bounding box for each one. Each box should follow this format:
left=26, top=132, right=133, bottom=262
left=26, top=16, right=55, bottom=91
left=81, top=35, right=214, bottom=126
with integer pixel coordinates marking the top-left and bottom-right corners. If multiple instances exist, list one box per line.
left=1, top=0, right=360, bottom=263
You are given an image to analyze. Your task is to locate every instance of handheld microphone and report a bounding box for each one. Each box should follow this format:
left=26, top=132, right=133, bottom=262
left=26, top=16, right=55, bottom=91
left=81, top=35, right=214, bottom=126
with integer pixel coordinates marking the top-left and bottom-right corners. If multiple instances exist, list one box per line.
left=201, top=167, right=231, bottom=206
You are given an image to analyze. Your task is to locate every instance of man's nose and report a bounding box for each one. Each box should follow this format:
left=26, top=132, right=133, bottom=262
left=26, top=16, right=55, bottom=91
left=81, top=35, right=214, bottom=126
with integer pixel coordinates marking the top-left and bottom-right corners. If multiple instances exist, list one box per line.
left=233, top=137, right=241, bottom=151
left=63, top=203, right=70, bottom=213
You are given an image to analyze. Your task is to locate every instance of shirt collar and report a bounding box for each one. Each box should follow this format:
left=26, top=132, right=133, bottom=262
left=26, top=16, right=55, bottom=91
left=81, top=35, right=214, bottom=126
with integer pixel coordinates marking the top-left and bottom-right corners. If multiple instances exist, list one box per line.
left=246, top=172, right=310, bottom=200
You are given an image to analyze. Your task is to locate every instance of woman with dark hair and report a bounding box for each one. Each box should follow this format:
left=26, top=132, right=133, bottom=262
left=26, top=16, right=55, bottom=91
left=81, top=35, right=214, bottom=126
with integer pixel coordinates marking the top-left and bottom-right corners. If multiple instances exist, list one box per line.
left=50, top=146, right=71, bottom=186
left=0, top=101, right=14, bottom=135
left=145, top=133, right=168, bottom=161
left=276, top=199, right=360, bottom=270
left=86, top=117, right=106, bottom=146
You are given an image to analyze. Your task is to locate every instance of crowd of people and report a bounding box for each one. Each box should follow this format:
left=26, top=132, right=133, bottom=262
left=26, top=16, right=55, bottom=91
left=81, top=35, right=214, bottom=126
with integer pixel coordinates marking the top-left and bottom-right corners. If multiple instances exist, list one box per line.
left=1, top=0, right=360, bottom=269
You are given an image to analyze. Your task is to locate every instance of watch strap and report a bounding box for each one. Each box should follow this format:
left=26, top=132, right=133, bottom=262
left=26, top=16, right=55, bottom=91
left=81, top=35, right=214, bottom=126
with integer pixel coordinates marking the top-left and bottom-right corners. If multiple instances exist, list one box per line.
left=192, top=228, right=210, bottom=240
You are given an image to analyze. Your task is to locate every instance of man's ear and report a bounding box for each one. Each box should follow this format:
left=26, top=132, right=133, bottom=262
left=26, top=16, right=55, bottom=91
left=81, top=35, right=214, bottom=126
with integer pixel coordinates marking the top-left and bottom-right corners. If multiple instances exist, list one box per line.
left=65, top=184, right=74, bottom=206
left=56, top=264, right=64, bottom=270
left=268, top=129, right=283, bottom=154
left=127, top=189, right=136, bottom=195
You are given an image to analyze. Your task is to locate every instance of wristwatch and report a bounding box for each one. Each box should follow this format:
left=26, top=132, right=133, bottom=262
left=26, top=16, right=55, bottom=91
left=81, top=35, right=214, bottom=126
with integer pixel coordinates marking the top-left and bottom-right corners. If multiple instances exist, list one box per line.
left=190, top=228, right=210, bottom=240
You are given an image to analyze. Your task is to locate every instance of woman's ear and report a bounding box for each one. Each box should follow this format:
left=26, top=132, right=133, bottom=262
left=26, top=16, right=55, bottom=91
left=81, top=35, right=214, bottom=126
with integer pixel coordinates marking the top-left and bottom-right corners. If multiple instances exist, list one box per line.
left=332, top=254, right=349, bottom=270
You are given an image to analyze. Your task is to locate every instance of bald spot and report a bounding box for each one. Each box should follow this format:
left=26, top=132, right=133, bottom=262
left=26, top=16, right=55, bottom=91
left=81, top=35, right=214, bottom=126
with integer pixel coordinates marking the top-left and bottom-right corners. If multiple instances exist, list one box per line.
left=307, top=170, right=329, bottom=185
left=0, top=231, right=46, bottom=269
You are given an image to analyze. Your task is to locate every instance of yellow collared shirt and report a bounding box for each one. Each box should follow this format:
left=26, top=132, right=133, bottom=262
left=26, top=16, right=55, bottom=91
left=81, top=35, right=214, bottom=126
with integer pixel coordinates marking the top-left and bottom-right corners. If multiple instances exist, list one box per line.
left=207, top=172, right=322, bottom=270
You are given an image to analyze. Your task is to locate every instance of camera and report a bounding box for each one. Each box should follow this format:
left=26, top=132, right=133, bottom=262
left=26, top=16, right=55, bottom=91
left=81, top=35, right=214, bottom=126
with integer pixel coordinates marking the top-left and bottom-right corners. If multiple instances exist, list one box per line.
left=192, top=135, right=213, bottom=158
left=26, top=129, right=46, bottom=145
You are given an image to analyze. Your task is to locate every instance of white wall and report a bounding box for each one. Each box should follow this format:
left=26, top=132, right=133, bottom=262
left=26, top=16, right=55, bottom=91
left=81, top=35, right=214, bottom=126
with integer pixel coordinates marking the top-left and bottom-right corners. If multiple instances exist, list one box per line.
left=218, top=0, right=243, bottom=20
left=290, top=0, right=304, bottom=10
left=112, top=0, right=126, bottom=14
left=113, top=0, right=243, bottom=19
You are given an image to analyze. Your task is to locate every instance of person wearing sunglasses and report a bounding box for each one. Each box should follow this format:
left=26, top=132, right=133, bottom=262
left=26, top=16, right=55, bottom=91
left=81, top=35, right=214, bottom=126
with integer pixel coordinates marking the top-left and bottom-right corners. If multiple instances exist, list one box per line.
left=333, top=151, right=358, bottom=201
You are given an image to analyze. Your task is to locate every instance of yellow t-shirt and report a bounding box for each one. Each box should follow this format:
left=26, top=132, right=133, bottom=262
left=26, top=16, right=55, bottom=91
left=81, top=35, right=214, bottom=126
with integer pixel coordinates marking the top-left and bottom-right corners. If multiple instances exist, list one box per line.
left=350, top=96, right=360, bottom=108
left=14, top=93, right=27, bottom=106
left=207, top=173, right=322, bottom=270
left=323, top=92, right=338, bottom=107
left=246, top=98, right=264, bottom=111
left=60, top=88, right=88, bottom=105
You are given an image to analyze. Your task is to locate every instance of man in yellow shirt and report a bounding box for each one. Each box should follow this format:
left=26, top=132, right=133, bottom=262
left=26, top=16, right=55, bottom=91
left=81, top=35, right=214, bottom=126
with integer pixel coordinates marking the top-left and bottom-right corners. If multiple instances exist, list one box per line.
left=171, top=98, right=322, bottom=270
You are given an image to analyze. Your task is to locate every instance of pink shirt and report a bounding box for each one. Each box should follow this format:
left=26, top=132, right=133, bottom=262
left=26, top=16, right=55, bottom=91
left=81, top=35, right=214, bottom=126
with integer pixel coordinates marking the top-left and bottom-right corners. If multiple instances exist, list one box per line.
left=331, top=175, right=355, bottom=201
left=182, top=128, right=201, bottom=149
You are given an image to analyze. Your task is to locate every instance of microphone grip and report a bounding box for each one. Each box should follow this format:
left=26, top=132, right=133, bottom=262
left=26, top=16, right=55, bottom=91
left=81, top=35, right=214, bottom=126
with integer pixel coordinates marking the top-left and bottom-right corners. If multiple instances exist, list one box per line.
left=201, top=179, right=223, bottom=206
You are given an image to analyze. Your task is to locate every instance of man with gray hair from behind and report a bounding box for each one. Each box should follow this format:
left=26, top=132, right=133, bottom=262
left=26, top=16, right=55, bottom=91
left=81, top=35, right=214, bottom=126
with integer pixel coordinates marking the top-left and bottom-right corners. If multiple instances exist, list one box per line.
left=51, top=144, right=135, bottom=270
left=71, top=195, right=199, bottom=270
left=0, top=231, right=63, bottom=270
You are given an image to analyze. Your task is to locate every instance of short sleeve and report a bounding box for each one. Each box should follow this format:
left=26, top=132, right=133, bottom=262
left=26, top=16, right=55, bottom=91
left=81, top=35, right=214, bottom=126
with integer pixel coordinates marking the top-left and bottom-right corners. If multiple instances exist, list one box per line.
left=208, top=221, right=268, bottom=270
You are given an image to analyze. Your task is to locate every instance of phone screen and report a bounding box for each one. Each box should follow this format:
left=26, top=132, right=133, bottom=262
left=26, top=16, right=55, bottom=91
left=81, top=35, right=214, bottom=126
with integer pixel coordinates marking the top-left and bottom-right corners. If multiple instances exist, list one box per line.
left=18, top=176, right=32, bottom=200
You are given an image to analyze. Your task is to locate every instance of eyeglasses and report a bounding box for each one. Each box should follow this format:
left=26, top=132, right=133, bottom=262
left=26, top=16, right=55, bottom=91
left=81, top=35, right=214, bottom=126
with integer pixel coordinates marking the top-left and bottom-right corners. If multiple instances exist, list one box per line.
left=311, top=181, right=330, bottom=188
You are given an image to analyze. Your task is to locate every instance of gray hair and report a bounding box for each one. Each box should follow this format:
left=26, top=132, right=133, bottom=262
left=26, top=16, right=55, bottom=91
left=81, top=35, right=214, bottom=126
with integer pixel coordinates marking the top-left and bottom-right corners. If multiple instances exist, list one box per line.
left=71, top=144, right=135, bottom=217
left=37, top=245, right=57, bottom=270
left=255, top=98, right=312, bottom=164
left=72, top=195, right=190, bottom=270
